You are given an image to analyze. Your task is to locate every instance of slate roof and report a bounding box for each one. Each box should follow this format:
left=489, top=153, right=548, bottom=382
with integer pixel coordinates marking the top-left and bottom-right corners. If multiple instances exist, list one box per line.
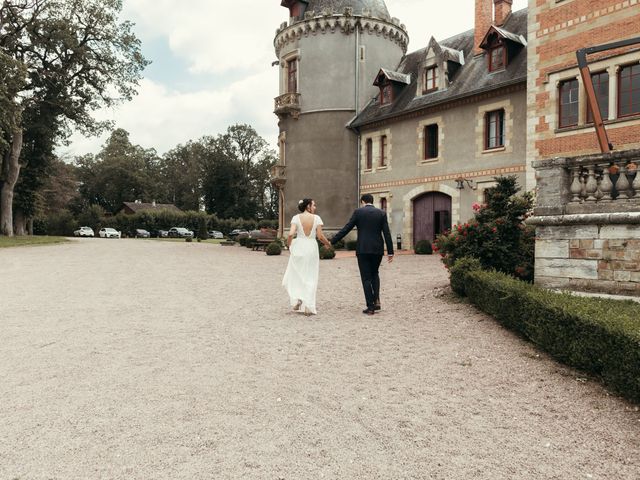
left=305, top=0, right=390, bottom=19
left=351, top=8, right=528, bottom=128
left=119, top=202, right=183, bottom=214
left=376, top=68, right=411, bottom=85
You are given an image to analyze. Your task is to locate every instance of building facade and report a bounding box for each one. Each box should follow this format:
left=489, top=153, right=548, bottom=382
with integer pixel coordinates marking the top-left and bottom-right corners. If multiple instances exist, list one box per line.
left=527, top=0, right=640, bottom=296
left=351, top=0, right=528, bottom=249
left=273, top=0, right=408, bottom=235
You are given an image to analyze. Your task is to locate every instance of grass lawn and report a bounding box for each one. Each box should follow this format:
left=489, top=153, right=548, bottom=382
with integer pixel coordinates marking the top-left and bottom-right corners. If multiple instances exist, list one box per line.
left=0, top=235, right=69, bottom=248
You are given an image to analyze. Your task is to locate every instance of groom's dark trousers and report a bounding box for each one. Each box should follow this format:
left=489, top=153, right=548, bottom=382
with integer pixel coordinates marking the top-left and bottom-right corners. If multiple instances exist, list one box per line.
left=357, top=254, right=383, bottom=309
left=331, top=204, right=394, bottom=310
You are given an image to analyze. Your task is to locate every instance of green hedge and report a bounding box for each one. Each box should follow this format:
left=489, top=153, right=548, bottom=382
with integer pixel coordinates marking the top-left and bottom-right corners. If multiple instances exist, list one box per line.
left=461, top=267, right=640, bottom=403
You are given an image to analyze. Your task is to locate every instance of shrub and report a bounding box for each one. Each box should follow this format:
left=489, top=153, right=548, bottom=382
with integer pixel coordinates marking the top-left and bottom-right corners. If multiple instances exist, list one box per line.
left=185, top=236, right=192, bottom=243
left=449, top=256, right=482, bottom=296
left=414, top=239, right=433, bottom=255
left=238, top=236, right=249, bottom=247
left=266, top=242, right=282, bottom=256
left=245, top=238, right=257, bottom=249
left=434, top=176, right=534, bottom=281
left=330, top=236, right=345, bottom=250
left=464, top=269, right=640, bottom=403
left=346, top=240, right=357, bottom=251
left=319, top=245, right=335, bottom=259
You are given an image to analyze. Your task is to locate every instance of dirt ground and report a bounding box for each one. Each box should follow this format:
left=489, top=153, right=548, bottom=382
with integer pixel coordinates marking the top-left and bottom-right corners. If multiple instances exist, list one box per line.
left=0, top=239, right=638, bottom=479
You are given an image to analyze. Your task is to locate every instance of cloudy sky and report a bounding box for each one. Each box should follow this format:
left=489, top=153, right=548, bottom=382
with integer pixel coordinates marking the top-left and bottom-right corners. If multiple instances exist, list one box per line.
left=64, top=0, right=527, bottom=158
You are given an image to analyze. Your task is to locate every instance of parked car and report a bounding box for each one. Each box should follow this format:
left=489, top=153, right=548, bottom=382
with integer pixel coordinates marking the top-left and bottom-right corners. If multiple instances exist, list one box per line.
left=167, top=227, right=193, bottom=238
left=228, top=229, right=249, bottom=239
left=134, top=228, right=150, bottom=238
left=73, top=226, right=94, bottom=237
left=151, top=229, right=169, bottom=238
left=208, top=230, right=224, bottom=239
left=99, top=228, right=121, bottom=238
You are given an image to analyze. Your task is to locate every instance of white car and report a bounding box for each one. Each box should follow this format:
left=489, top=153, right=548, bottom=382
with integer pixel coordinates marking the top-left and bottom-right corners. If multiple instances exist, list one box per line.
left=73, top=226, right=94, bottom=237
left=99, top=228, right=121, bottom=239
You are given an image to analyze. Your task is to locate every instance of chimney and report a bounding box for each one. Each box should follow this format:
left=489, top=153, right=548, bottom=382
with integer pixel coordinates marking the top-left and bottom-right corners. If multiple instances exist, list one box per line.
left=474, top=0, right=493, bottom=56
left=494, top=0, right=513, bottom=26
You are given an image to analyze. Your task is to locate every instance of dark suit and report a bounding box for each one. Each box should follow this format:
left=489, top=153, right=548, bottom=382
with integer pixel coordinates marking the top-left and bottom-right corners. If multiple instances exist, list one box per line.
left=331, top=204, right=394, bottom=310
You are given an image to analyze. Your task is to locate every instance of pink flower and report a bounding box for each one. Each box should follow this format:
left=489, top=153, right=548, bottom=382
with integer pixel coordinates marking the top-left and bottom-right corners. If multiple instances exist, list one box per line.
left=472, top=202, right=481, bottom=212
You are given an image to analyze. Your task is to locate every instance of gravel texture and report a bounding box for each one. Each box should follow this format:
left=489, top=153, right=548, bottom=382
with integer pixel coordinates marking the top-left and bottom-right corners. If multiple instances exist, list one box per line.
left=0, top=239, right=638, bottom=479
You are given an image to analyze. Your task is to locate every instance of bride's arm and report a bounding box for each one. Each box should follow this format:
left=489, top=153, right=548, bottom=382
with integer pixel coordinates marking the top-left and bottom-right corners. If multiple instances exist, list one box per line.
left=316, top=225, right=331, bottom=248
left=287, top=223, right=297, bottom=249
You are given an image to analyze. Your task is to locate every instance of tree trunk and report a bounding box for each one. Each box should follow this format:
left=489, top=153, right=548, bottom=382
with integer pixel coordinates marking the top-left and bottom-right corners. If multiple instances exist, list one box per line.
left=0, top=129, right=24, bottom=237
left=13, top=208, right=27, bottom=235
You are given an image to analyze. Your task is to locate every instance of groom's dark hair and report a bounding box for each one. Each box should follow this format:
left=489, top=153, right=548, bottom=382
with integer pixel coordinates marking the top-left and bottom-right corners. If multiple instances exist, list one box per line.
left=360, top=194, right=374, bottom=204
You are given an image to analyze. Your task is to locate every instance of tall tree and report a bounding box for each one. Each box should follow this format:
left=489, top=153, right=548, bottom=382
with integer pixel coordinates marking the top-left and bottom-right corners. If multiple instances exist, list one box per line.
left=161, top=141, right=205, bottom=211
left=0, top=0, right=147, bottom=235
left=76, top=129, right=161, bottom=213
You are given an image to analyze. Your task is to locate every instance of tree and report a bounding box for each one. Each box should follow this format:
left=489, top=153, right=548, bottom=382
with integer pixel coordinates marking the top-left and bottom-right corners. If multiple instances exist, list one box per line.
left=0, top=0, right=148, bottom=235
left=76, top=129, right=161, bottom=213
left=161, top=141, right=205, bottom=211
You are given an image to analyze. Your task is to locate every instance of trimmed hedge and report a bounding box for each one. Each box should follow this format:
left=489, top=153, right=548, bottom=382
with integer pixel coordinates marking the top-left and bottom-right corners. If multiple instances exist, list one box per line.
left=266, top=242, right=282, bottom=256
left=319, top=245, right=335, bottom=260
left=461, top=267, right=640, bottom=403
left=414, top=239, right=433, bottom=255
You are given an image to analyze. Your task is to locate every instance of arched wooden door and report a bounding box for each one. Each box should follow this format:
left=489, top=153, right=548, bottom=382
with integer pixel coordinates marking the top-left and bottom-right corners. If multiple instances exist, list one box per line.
left=413, top=192, right=452, bottom=244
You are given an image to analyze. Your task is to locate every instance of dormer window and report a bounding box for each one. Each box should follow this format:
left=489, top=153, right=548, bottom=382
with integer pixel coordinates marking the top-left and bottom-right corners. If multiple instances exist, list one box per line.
left=424, top=66, right=438, bottom=93
left=479, top=26, right=527, bottom=74
left=373, top=68, right=411, bottom=106
left=489, top=45, right=506, bottom=72
left=381, top=83, right=393, bottom=105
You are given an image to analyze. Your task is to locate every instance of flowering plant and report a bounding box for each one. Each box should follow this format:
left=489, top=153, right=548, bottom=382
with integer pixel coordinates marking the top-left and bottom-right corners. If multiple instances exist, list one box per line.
left=434, top=176, right=534, bottom=281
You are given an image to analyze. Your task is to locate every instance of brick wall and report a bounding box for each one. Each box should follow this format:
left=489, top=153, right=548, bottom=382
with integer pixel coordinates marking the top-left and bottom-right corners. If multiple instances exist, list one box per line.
left=526, top=0, right=640, bottom=189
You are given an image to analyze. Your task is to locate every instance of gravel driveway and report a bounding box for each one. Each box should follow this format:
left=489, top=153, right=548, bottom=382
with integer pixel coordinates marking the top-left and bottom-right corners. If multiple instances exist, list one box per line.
left=0, top=239, right=638, bottom=479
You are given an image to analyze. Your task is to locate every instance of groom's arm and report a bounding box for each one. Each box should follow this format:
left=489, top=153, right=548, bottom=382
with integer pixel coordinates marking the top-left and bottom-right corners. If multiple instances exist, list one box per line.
left=382, top=213, right=394, bottom=256
left=331, top=210, right=358, bottom=245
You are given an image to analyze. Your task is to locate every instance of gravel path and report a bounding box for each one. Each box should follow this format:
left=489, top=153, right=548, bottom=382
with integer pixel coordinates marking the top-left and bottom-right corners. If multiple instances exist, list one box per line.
left=1, top=239, right=638, bottom=479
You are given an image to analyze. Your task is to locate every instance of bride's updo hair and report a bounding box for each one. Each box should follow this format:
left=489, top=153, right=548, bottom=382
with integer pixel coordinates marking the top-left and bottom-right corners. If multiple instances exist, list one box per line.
left=298, top=198, right=313, bottom=212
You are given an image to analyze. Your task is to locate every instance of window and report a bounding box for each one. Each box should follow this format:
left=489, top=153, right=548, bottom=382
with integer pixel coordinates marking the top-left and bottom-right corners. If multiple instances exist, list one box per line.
left=424, top=124, right=439, bottom=159
left=365, top=138, right=373, bottom=170
left=618, top=64, right=640, bottom=117
left=380, top=135, right=387, bottom=166
left=586, top=71, right=609, bottom=123
left=287, top=58, right=297, bottom=93
left=424, top=66, right=438, bottom=93
left=380, top=84, right=393, bottom=104
left=559, top=79, right=579, bottom=128
left=380, top=197, right=387, bottom=212
left=489, top=46, right=506, bottom=72
left=485, top=109, right=505, bottom=149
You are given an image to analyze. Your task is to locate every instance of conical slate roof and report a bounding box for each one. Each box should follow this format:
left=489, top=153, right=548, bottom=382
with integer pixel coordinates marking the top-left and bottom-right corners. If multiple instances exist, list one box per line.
left=306, top=0, right=390, bottom=19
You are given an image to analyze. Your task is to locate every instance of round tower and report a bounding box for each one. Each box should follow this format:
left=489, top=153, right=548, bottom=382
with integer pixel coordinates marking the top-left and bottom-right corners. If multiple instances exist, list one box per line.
left=272, top=0, right=408, bottom=236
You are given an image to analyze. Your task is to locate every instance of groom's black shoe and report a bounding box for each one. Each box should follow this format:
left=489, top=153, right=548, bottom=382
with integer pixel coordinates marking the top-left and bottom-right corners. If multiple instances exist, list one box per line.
left=362, top=308, right=375, bottom=315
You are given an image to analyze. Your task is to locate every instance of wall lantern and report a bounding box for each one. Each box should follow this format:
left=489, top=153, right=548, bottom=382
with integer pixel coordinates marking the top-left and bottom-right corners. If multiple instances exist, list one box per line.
left=455, top=177, right=477, bottom=190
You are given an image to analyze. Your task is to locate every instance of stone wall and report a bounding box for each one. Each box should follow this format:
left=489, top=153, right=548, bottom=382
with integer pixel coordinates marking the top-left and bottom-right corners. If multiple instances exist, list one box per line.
left=529, top=148, right=640, bottom=297
left=535, top=223, right=640, bottom=296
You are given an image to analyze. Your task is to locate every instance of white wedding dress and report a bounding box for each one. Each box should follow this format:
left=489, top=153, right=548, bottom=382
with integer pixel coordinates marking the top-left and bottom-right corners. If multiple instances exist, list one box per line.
left=282, top=214, right=323, bottom=314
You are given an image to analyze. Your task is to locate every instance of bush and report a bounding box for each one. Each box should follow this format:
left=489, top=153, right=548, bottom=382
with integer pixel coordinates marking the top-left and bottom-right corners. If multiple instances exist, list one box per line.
left=319, top=245, right=335, bottom=259
left=464, top=269, right=640, bottom=403
left=346, top=240, right=357, bottom=251
left=245, top=238, right=257, bottom=249
left=266, top=242, right=282, bottom=256
left=414, top=239, right=433, bottom=255
left=434, top=176, right=534, bottom=281
left=238, top=236, right=249, bottom=247
left=185, top=236, right=192, bottom=243
left=449, top=256, right=482, bottom=296
left=330, top=236, right=345, bottom=250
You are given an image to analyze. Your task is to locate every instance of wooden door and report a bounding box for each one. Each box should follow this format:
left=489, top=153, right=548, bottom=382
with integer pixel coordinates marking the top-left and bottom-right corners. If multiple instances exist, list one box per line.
left=413, top=192, right=451, bottom=244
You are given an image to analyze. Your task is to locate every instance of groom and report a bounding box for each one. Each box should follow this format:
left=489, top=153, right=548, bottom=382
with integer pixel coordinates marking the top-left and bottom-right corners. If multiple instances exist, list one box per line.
left=331, top=194, right=394, bottom=315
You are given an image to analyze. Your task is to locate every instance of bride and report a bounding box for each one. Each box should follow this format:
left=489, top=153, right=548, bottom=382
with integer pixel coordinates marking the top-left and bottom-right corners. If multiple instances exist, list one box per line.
left=282, top=198, right=332, bottom=315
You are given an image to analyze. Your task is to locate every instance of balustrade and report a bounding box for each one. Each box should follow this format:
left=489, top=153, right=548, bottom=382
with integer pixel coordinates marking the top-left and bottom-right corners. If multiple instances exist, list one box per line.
left=567, top=158, right=639, bottom=205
